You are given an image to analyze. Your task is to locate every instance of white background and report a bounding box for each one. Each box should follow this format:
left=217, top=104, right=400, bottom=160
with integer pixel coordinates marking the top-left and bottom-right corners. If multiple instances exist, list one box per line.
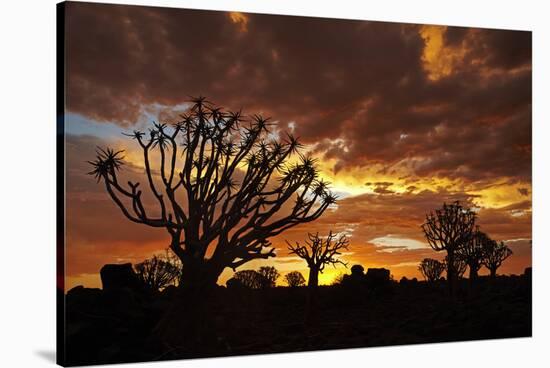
left=0, top=0, right=548, bottom=367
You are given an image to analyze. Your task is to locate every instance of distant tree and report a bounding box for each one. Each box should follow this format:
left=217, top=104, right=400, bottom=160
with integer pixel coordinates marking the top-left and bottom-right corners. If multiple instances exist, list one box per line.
left=287, top=231, right=349, bottom=288
left=458, top=227, right=489, bottom=282
left=232, top=270, right=263, bottom=289
left=258, top=266, right=280, bottom=288
left=331, top=272, right=345, bottom=286
left=482, top=240, right=513, bottom=278
left=284, top=271, right=306, bottom=287
left=88, top=97, right=335, bottom=293
left=422, top=201, right=476, bottom=294
left=418, top=258, right=446, bottom=282
left=444, top=254, right=467, bottom=279
left=162, top=248, right=183, bottom=285
left=135, top=254, right=181, bottom=292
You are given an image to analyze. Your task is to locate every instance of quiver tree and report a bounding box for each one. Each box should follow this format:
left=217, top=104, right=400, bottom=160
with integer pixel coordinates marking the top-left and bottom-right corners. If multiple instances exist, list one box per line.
left=458, top=227, right=488, bottom=282
left=135, top=254, right=181, bottom=292
left=231, top=270, right=263, bottom=289
left=287, top=231, right=349, bottom=288
left=284, top=271, right=306, bottom=287
left=257, top=266, right=280, bottom=288
left=418, top=258, right=446, bottom=282
left=88, top=97, right=335, bottom=292
left=482, top=240, right=513, bottom=278
left=444, top=254, right=467, bottom=279
left=422, top=201, right=476, bottom=294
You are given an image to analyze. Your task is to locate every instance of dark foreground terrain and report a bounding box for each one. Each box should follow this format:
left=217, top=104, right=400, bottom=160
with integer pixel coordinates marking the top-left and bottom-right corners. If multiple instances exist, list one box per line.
left=63, top=274, right=531, bottom=366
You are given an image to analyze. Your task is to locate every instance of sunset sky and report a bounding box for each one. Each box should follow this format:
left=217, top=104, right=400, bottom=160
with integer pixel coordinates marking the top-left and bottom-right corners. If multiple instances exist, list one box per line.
left=63, top=2, right=532, bottom=290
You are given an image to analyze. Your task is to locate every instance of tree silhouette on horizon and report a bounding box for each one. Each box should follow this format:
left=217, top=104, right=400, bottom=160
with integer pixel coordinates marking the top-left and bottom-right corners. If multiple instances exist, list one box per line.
left=258, top=266, right=280, bottom=288
left=458, top=227, right=488, bottom=282
left=135, top=254, right=181, bottom=292
left=284, top=271, right=306, bottom=287
left=482, top=240, right=513, bottom=278
left=287, top=231, right=349, bottom=288
left=422, top=201, right=476, bottom=294
left=418, top=258, right=445, bottom=282
left=230, top=269, right=263, bottom=289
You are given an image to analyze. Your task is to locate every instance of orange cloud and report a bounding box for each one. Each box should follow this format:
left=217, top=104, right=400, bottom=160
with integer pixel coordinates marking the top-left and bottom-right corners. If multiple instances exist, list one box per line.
left=229, top=12, right=248, bottom=32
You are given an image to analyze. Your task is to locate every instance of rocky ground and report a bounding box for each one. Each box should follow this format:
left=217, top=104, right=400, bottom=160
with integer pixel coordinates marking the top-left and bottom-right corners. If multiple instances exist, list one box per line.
left=62, top=274, right=531, bottom=366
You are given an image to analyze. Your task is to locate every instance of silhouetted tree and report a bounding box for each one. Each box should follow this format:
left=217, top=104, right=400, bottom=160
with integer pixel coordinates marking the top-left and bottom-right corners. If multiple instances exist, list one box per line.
left=482, top=240, right=513, bottom=278
left=444, top=254, right=467, bottom=279
left=458, top=227, right=488, bottom=282
left=287, top=231, right=349, bottom=288
left=418, top=258, right=445, bottom=282
left=422, top=201, right=476, bottom=294
left=135, top=254, right=181, bottom=292
left=232, top=270, right=263, bottom=289
left=88, top=97, right=335, bottom=293
left=284, top=271, right=306, bottom=287
left=331, top=272, right=345, bottom=286
left=258, top=266, right=280, bottom=288
left=163, top=248, right=184, bottom=285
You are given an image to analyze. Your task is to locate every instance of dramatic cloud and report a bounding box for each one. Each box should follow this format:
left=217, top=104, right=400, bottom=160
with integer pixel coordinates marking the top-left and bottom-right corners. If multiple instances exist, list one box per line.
left=63, top=3, right=531, bottom=288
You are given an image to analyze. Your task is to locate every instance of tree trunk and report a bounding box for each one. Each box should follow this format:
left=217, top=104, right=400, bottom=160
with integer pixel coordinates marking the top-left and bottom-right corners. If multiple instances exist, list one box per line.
left=305, top=266, right=320, bottom=325
left=447, top=251, right=456, bottom=296
left=308, top=267, right=319, bottom=288
left=490, top=267, right=497, bottom=279
left=469, top=265, right=478, bottom=281
left=153, top=257, right=221, bottom=353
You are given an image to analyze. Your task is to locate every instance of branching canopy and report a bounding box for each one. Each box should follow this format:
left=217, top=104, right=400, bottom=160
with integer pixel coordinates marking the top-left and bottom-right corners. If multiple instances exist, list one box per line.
left=88, top=97, right=336, bottom=275
left=287, top=231, right=349, bottom=272
left=135, top=254, right=181, bottom=291
left=482, top=240, right=513, bottom=273
left=418, top=258, right=445, bottom=282
left=422, top=201, right=476, bottom=253
left=284, top=271, right=306, bottom=287
left=458, top=226, right=488, bottom=271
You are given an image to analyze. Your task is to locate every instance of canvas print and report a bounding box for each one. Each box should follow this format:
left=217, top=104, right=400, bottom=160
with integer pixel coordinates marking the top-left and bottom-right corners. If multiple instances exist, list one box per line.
left=57, top=1, right=532, bottom=366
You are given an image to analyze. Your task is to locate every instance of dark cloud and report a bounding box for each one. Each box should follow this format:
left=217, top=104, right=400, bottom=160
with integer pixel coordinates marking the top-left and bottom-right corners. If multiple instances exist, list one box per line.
left=518, top=187, right=529, bottom=196
left=65, top=3, right=531, bottom=185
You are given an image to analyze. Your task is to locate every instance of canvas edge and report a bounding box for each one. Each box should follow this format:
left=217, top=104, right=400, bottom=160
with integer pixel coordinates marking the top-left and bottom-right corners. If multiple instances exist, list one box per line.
left=56, top=1, right=67, bottom=366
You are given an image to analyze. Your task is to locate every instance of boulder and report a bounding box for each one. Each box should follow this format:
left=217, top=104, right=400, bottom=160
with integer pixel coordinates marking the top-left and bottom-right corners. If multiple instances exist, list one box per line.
left=350, top=264, right=365, bottom=277
left=100, top=263, right=142, bottom=291
left=226, top=277, right=245, bottom=290
left=66, top=285, right=103, bottom=311
left=365, top=268, right=391, bottom=287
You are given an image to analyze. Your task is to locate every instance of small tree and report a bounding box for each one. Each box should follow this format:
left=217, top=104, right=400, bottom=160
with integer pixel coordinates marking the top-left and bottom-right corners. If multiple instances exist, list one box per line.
left=422, top=201, right=476, bottom=294
left=444, top=254, right=467, bottom=279
left=284, top=271, right=306, bottom=287
left=163, top=248, right=184, bottom=286
left=482, top=240, right=513, bottom=278
left=258, top=266, right=280, bottom=288
left=418, top=258, right=446, bottom=282
left=232, top=270, right=263, bottom=289
left=135, top=254, right=181, bottom=292
left=458, top=227, right=488, bottom=282
left=287, top=231, right=349, bottom=288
